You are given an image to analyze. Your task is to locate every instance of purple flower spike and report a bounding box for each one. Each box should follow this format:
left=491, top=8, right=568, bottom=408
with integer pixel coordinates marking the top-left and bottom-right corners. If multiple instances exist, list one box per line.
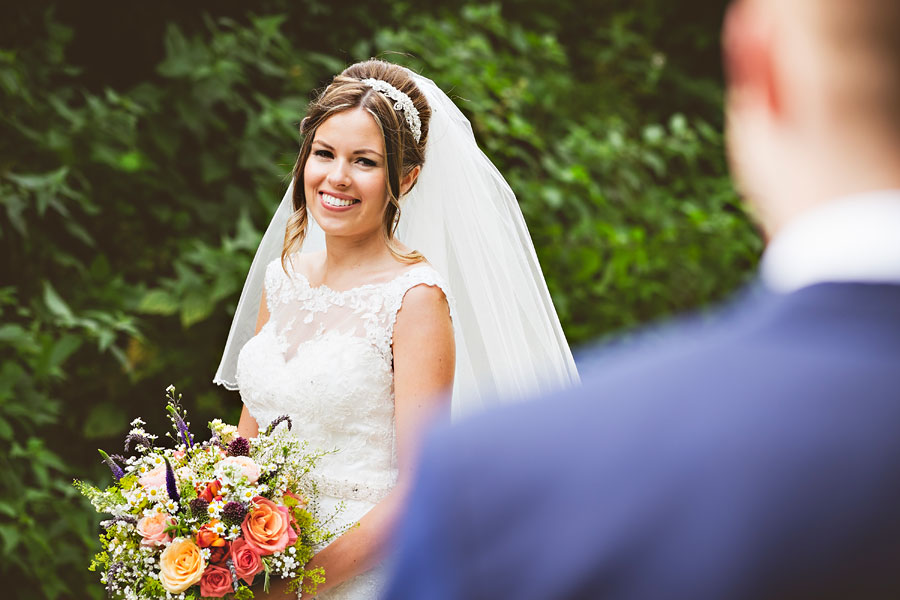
left=163, top=457, right=180, bottom=503
left=265, top=415, right=293, bottom=435
left=124, top=433, right=152, bottom=454
left=166, top=405, right=193, bottom=450
left=98, top=449, right=124, bottom=481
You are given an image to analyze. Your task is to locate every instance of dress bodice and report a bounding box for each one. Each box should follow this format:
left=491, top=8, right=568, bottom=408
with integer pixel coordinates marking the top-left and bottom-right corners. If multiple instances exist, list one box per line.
left=235, top=256, right=452, bottom=504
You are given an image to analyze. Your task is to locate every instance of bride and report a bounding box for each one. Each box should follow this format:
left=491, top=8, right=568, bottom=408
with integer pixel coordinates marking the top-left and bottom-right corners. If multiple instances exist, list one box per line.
left=214, top=59, right=578, bottom=598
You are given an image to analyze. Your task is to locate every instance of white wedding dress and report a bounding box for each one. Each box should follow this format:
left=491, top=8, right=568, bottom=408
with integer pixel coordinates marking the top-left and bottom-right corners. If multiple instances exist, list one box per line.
left=234, top=255, right=452, bottom=599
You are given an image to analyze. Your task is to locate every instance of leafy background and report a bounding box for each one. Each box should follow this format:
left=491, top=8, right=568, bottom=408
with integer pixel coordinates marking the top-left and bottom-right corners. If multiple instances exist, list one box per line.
left=1, top=0, right=761, bottom=597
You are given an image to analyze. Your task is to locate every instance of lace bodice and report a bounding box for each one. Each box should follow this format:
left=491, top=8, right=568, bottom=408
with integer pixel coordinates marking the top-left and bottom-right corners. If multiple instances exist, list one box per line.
left=235, top=257, right=452, bottom=598
left=235, top=256, right=452, bottom=503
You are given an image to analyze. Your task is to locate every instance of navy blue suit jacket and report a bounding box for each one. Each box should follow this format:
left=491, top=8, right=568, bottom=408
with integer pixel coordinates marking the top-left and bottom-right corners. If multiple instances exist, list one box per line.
left=384, top=283, right=900, bottom=599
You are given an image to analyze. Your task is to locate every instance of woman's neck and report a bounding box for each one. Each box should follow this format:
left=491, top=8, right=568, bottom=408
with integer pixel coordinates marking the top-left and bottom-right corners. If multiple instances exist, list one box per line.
left=321, top=230, right=395, bottom=277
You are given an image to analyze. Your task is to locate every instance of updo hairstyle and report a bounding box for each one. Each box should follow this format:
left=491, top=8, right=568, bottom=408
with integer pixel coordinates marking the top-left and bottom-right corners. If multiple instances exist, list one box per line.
left=282, top=59, right=432, bottom=267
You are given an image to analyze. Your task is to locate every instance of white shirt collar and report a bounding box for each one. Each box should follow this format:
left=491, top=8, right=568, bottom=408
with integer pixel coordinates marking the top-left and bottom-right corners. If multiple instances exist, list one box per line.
left=760, top=189, right=900, bottom=294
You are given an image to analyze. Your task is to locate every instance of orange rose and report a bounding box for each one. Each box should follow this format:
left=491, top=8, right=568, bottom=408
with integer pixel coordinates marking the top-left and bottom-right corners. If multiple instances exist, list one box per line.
left=158, top=538, right=205, bottom=593
left=241, top=496, right=297, bottom=555
left=197, top=479, right=222, bottom=503
left=195, top=524, right=227, bottom=549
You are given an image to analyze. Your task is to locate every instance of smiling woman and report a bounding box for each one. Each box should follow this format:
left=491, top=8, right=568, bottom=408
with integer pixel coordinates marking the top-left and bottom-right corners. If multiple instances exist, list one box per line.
left=283, top=61, right=431, bottom=272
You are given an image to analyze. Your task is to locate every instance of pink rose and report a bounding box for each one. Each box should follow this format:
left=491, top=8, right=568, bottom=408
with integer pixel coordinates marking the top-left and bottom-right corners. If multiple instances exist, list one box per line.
left=241, top=496, right=297, bottom=555
left=136, top=512, right=174, bottom=547
left=200, top=564, right=233, bottom=598
left=219, top=456, right=261, bottom=484
left=139, top=465, right=167, bottom=489
left=231, top=538, right=265, bottom=585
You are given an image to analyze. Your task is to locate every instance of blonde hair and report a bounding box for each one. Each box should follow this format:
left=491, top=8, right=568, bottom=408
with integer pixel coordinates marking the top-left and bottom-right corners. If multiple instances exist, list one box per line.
left=282, top=59, right=431, bottom=269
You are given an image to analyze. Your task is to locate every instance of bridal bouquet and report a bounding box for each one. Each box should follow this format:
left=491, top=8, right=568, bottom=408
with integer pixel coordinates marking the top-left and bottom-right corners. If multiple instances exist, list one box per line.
left=75, top=386, right=335, bottom=599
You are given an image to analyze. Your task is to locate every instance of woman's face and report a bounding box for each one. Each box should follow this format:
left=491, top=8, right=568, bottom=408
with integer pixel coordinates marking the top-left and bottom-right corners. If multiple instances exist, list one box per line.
left=304, top=108, right=390, bottom=241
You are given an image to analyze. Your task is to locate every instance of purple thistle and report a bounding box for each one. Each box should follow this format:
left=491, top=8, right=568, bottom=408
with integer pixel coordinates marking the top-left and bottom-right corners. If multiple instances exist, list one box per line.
left=265, top=415, right=293, bottom=435
left=166, top=405, right=193, bottom=450
left=221, top=501, right=248, bottom=527
left=98, top=449, right=124, bottom=481
left=163, top=457, right=180, bottom=503
left=190, top=498, right=210, bottom=521
left=227, top=437, right=250, bottom=457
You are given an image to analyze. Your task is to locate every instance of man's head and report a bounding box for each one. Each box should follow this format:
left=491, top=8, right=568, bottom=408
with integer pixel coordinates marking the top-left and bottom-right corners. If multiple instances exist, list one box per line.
left=723, top=0, right=900, bottom=237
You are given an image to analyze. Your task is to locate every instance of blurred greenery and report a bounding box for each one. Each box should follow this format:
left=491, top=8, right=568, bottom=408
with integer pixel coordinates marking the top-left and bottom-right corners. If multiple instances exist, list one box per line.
left=1, top=0, right=760, bottom=597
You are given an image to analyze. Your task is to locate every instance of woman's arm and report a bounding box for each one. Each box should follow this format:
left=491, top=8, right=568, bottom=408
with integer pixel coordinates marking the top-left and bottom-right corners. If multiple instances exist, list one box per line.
left=236, top=290, right=270, bottom=439
left=265, top=283, right=455, bottom=597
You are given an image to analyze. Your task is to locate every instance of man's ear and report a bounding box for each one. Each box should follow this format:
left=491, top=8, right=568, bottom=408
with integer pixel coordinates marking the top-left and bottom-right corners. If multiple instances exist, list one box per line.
left=723, top=0, right=781, bottom=117
left=400, top=165, right=422, bottom=197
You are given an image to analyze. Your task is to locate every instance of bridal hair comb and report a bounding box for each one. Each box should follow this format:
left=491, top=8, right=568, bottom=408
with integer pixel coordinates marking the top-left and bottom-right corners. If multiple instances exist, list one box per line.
left=361, top=78, right=422, bottom=143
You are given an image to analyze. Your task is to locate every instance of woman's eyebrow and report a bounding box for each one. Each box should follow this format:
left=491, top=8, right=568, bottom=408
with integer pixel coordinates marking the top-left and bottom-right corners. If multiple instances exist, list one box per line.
left=313, top=139, right=383, bottom=159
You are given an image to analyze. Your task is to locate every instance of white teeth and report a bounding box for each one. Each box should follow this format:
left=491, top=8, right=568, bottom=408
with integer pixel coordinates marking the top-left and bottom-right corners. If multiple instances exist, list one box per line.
left=322, top=193, right=357, bottom=207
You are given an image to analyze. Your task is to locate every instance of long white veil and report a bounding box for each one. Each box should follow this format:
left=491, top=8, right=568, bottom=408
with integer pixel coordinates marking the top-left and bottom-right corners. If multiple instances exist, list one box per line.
left=214, top=70, right=579, bottom=419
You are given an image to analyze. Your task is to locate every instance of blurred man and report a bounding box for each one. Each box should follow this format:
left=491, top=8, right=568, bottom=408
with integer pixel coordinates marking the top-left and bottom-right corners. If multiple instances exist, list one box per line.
left=383, top=0, right=900, bottom=598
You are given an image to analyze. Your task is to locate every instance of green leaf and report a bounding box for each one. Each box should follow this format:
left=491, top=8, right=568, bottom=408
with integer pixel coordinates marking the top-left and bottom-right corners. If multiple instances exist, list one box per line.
left=0, top=416, right=12, bottom=440
left=116, top=150, right=145, bottom=172
left=43, top=281, right=74, bottom=322
left=138, top=289, right=179, bottom=315
left=5, top=166, right=68, bottom=191
left=46, top=334, right=82, bottom=372
left=180, top=292, right=215, bottom=327
left=0, top=524, right=20, bottom=554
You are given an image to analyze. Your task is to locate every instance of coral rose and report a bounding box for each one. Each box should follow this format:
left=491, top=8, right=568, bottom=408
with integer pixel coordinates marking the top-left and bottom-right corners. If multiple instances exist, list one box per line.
left=241, top=496, right=297, bottom=555
left=136, top=512, right=175, bottom=547
left=139, top=465, right=167, bottom=489
left=158, top=538, right=205, bottom=593
left=200, top=564, right=233, bottom=598
left=230, top=538, right=264, bottom=585
left=218, top=455, right=261, bottom=484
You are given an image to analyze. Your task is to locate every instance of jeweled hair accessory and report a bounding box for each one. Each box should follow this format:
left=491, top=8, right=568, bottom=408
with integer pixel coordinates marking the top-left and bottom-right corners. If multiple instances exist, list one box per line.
left=361, top=78, right=422, bottom=143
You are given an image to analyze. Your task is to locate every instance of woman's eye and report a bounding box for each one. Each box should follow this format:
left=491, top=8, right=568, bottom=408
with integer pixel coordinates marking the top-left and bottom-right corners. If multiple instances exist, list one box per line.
left=357, top=157, right=377, bottom=167
left=313, top=149, right=333, bottom=159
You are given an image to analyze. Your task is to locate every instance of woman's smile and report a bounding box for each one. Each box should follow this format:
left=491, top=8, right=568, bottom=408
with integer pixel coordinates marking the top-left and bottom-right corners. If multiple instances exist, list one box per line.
left=320, top=190, right=361, bottom=211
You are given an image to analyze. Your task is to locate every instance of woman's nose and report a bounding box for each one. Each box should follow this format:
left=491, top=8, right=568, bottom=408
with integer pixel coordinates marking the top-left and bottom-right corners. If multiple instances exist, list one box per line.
left=326, top=159, right=351, bottom=188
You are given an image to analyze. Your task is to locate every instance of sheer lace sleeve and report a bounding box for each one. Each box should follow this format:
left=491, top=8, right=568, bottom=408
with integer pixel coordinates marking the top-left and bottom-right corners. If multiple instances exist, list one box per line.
left=380, top=265, right=455, bottom=362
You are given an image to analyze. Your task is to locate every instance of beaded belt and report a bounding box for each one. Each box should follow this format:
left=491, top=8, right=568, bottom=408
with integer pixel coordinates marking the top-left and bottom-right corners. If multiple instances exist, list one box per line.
left=305, top=473, right=394, bottom=504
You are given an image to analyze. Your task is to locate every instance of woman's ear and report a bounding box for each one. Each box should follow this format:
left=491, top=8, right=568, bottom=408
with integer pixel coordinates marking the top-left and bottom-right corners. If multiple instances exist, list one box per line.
left=400, top=165, right=422, bottom=196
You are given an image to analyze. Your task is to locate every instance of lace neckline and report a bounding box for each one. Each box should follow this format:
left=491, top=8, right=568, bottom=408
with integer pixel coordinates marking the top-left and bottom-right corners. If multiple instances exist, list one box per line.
left=291, top=263, right=434, bottom=298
